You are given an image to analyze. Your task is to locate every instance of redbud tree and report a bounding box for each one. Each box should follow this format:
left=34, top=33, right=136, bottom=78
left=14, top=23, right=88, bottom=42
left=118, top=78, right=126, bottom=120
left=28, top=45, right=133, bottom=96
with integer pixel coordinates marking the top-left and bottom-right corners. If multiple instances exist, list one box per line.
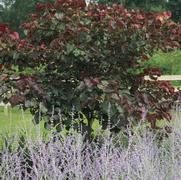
left=0, top=0, right=181, bottom=134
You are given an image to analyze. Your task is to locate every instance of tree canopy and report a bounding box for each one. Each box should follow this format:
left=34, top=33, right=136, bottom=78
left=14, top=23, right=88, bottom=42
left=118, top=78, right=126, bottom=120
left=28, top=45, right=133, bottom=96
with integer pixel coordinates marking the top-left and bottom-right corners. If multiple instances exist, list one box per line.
left=1, top=0, right=181, bottom=135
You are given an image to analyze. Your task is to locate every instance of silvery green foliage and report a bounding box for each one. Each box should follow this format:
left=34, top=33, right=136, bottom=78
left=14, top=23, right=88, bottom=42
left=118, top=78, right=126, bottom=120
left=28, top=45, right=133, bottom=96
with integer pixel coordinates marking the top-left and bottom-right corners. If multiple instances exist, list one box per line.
left=1, top=121, right=181, bottom=180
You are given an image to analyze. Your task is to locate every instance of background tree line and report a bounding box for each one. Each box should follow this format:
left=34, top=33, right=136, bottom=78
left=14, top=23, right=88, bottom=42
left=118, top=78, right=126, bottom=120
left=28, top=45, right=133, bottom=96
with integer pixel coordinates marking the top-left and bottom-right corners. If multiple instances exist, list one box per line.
left=0, top=0, right=181, bottom=35
left=96, top=0, right=181, bottom=21
left=0, top=0, right=54, bottom=36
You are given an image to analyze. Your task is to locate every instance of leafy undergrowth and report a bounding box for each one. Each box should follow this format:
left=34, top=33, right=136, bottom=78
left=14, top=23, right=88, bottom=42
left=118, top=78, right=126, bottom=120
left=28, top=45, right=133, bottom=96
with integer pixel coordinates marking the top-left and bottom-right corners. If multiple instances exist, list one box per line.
left=0, top=110, right=181, bottom=180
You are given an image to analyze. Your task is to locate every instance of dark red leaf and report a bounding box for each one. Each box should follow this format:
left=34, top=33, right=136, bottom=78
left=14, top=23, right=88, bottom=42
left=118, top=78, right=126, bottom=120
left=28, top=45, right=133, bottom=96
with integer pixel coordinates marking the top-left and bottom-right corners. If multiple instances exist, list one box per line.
left=9, top=94, right=25, bottom=106
left=9, top=31, right=20, bottom=40
left=0, top=64, right=3, bottom=70
left=0, top=24, right=9, bottom=32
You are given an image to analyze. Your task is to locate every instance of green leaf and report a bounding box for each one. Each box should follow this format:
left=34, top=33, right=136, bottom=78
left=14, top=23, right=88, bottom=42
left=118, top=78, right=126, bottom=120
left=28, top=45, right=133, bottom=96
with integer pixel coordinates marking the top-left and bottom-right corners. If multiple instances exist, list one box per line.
left=101, top=80, right=109, bottom=86
left=101, top=101, right=116, bottom=117
left=91, top=119, right=102, bottom=137
left=91, top=119, right=100, bottom=131
left=25, top=100, right=32, bottom=108
left=55, top=12, right=64, bottom=20
left=66, top=43, right=75, bottom=54
left=116, top=105, right=124, bottom=114
left=111, top=93, right=120, bottom=101
left=79, top=111, right=88, bottom=125
left=40, top=103, right=48, bottom=113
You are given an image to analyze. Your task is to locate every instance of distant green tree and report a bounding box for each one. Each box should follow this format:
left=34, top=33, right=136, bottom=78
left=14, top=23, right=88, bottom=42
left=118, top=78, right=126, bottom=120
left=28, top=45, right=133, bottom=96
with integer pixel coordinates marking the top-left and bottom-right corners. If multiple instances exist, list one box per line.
left=126, top=0, right=167, bottom=12
left=0, top=0, right=15, bottom=7
left=167, top=0, right=181, bottom=22
left=0, top=5, right=3, bottom=22
left=95, top=0, right=167, bottom=11
left=0, top=0, right=54, bottom=36
left=95, top=0, right=181, bottom=22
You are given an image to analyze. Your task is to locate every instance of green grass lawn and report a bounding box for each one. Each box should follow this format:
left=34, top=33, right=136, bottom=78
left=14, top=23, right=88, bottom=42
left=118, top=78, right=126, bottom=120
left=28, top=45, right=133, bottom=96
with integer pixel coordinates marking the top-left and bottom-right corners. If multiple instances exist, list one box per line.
left=145, top=50, right=181, bottom=87
left=0, top=103, right=180, bottom=143
left=0, top=106, right=46, bottom=138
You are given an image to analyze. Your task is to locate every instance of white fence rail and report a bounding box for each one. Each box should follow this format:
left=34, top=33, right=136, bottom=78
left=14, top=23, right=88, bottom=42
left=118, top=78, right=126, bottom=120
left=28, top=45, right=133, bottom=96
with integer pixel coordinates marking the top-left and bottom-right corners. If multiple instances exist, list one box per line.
left=144, top=75, right=181, bottom=81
